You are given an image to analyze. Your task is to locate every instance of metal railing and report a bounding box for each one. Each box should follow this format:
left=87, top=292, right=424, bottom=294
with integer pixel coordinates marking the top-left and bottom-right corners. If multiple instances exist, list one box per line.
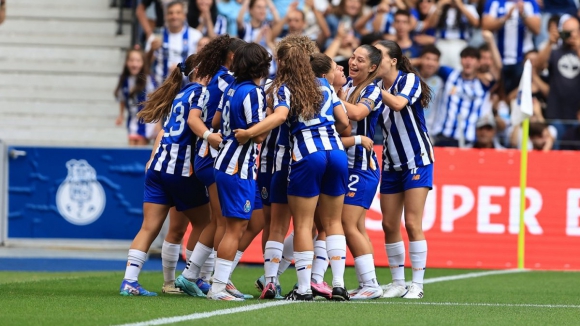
left=112, top=0, right=138, bottom=47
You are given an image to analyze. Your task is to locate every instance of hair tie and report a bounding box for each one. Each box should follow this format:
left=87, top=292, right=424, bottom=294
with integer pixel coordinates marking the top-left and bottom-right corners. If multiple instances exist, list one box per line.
left=177, top=62, right=186, bottom=75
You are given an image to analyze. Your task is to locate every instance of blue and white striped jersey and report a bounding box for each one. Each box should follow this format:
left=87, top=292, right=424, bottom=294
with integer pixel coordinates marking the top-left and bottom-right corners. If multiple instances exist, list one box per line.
left=378, top=71, right=434, bottom=172
left=194, top=66, right=234, bottom=171
left=214, top=80, right=266, bottom=179
left=345, top=82, right=383, bottom=171
left=148, top=82, right=208, bottom=176
left=436, top=69, right=494, bottom=142
left=282, top=78, right=345, bottom=162
left=198, top=14, right=228, bottom=36
left=435, top=6, right=479, bottom=40
left=483, top=0, right=540, bottom=65
left=117, top=74, right=158, bottom=139
left=259, top=79, right=278, bottom=175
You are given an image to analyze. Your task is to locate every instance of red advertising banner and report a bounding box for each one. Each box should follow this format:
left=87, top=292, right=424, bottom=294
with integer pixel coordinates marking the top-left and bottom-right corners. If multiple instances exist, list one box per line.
left=186, top=147, right=580, bottom=270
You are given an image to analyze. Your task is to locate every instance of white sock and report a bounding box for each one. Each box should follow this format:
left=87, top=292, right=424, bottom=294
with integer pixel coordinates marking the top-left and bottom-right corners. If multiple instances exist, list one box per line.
left=354, top=257, right=363, bottom=287
left=264, top=241, right=284, bottom=284
left=182, top=242, right=212, bottom=280
left=186, top=249, right=193, bottom=261
left=409, top=240, right=427, bottom=289
left=211, top=258, right=231, bottom=293
left=326, top=235, right=346, bottom=288
left=229, top=250, right=244, bottom=281
left=161, top=241, right=180, bottom=284
left=355, top=254, right=378, bottom=287
left=294, top=251, right=313, bottom=294
left=124, top=249, right=147, bottom=282
left=277, top=233, right=294, bottom=280
left=200, top=249, right=215, bottom=282
left=385, top=241, right=406, bottom=287
left=311, top=240, right=327, bottom=284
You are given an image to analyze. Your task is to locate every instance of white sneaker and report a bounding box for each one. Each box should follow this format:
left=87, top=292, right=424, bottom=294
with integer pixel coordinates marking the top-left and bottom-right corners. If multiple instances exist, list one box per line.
left=207, top=289, right=245, bottom=301
left=402, top=283, right=423, bottom=299
left=381, top=283, right=408, bottom=298
left=161, top=283, right=184, bottom=294
left=350, top=285, right=383, bottom=300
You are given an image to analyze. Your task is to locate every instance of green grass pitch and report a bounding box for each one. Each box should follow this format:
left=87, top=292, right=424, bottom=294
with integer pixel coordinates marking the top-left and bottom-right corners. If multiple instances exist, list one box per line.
left=0, top=267, right=578, bottom=325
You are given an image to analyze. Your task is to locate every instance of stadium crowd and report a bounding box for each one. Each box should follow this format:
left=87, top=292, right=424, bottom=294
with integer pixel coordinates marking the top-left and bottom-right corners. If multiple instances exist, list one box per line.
left=114, top=0, right=580, bottom=150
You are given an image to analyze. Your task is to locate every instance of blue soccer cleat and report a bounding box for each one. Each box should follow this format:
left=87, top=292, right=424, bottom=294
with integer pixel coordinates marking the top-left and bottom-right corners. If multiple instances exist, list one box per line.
left=195, top=278, right=211, bottom=295
left=175, top=275, right=206, bottom=297
left=119, top=280, right=157, bottom=296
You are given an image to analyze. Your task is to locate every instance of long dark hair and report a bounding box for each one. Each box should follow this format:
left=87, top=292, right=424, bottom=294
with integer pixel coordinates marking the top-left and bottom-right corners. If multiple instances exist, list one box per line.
left=114, top=49, right=148, bottom=99
left=436, top=4, right=468, bottom=32
left=376, top=40, right=432, bottom=108
left=187, top=0, right=218, bottom=29
left=137, top=54, right=197, bottom=123
left=348, top=44, right=382, bottom=105
left=231, top=43, right=271, bottom=82
left=310, top=53, right=333, bottom=77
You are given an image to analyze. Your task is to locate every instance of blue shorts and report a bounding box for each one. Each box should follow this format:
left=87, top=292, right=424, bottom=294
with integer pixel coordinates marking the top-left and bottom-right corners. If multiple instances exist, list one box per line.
left=344, top=168, right=380, bottom=209
left=254, top=183, right=263, bottom=210
left=215, top=170, right=255, bottom=219
left=195, top=164, right=215, bottom=187
left=143, top=169, right=209, bottom=211
left=380, top=164, right=433, bottom=194
left=287, top=150, right=348, bottom=198
left=257, top=170, right=272, bottom=206
left=270, top=165, right=289, bottom=204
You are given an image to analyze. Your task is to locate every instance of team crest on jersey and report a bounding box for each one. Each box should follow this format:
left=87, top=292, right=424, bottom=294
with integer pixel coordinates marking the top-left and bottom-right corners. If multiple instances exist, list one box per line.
left=243, top=200, right=252, bottom=213
left=261, top=187, right=268, bottom=199
left=56, top=159, right=106, bottom=226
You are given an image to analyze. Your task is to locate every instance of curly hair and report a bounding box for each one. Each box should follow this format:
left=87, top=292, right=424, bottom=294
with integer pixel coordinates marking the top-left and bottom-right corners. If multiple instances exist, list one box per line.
left=268, top=35, right=322, bottom=121
left=137, top=54, right=197, bottom=123
left=231, top=43, right=271, bottom=81
left=190, top=34, right=232, bottom=81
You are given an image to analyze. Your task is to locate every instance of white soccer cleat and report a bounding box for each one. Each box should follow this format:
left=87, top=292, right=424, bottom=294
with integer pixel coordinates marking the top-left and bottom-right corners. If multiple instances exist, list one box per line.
left=350, top=285, right=383, bottom=300
left=348, top=285, right=363, bottom=297
left=381, top=283, right=408, bottom=298
left=402, top=283, right=423, bottom=299
left=207, top=289, right=245, bottom=301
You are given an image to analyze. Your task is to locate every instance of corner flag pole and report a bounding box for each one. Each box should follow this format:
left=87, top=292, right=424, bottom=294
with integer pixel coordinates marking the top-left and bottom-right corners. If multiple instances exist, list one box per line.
left=518, top=118, right=529, bottom=270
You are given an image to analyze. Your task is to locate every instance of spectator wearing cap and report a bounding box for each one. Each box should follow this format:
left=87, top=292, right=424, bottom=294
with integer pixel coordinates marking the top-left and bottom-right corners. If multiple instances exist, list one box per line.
left=560, top=108, right=580, bottom=150
left=433, top=46, right=496, bottom=147
left=482, top=0, right=541, bottom=94
left=536, top=15, right=580, bottom=139
left=466, top=114, right=505, bottom=149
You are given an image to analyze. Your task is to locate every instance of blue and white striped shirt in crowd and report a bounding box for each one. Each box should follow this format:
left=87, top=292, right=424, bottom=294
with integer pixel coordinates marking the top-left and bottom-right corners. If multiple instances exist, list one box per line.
left=345, top=82, right=383, bottom=171
left=282, top=78, right=344, bottom=162
left=435, top=6, right=479, bottom=40
left=214, top=80, right=266, bottom=180
left=436, top=69, right=495, bottom=143
left=195, top=67, right=234, bottom=171
left=483, top=0, right=540, bottom=65
left=378, top=71, right=434, bottom=172
left=148, top=82, right=208, bottom=176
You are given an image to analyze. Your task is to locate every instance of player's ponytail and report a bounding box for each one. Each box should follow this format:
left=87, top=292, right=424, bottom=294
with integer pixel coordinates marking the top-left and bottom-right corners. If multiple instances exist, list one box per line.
left=376, top=40, right=432, bottom=109
left=138, top=54, right=197, bottom=123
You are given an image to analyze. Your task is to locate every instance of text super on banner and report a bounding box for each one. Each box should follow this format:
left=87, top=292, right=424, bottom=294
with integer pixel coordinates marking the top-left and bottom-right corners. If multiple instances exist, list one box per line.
left=238, top=147, right=580, bottom=270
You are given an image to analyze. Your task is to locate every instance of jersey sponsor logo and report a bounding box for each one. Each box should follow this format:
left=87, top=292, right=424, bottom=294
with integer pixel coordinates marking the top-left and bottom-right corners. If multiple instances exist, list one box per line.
left=244, top=200, right=251, bottom=213
left=261, top=187, right=268, bottom=199
left=56, top=159, right=106, bottom=226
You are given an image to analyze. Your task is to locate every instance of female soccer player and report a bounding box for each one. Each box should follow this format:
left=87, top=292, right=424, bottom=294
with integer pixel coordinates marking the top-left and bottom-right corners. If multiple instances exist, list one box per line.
left=234, top=35, right=350, bottom=301
left=209, top=42, right=271, bottom=301
left=114, top=49, right=157, bottom=146
left=119, top=55, right=210, bottom=296
left=337, top=44, right=384, bottom=300
left=175, top=36, right=245, bottom=296
left=375, top=40, right=434, bottom=299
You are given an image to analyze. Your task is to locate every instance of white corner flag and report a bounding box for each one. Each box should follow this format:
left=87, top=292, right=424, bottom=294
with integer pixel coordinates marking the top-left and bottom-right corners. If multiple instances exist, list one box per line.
left=511, top=60, right=534, bottom=126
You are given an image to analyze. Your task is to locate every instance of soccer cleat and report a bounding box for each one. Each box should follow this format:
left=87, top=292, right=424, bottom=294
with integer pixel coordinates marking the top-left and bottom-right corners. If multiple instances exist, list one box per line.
left=260, top=282, right=277, bottom=299
left=195, top=278, right=211, bottom=294
left=161, top=283, right=183, bottom=294
left=348, top=285, right=363, bottom=297
left=284, top=289, right=314, bottom=301
left=274, top=284, right=284, bottom=299
left=119, top=280, right=157, bottom=296
left=331, top=287, right=350, bottom=301
left=381, top=283, right=408, bottom=298
left=255, top=275, right=266, bottom=291
left=226, top=281, right=254, bottom=299
left=174, top=275, right=206, bottom=297
left=311, top=281, right=332, bottom=300
left=350, top=285, right=383, bottom=300
left=402, top=283, right=424, bottom=299
left=207, top=289, right=245, bottom=301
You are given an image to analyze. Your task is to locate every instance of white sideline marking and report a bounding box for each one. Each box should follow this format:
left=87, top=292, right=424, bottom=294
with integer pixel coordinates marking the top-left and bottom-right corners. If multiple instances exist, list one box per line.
left=113, top=269, right=527, bottom=326
left=348, top=302, right=580, bottom=309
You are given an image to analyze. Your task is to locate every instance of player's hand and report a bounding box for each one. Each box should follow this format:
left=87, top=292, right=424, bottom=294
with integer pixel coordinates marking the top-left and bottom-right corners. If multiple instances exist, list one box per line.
left=376, top=1, right=390, bottom=14
left=233, top=129, right=251, bottom=144
left=208, top=133, right=223, bottom=149
left=361, top=136, right=374, bottom=151
left=115, top=114, right=123, bottom=126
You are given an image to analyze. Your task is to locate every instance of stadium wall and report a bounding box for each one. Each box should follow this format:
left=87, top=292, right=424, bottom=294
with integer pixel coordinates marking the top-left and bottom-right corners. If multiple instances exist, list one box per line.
left=2, top=145, right=579, bottom=269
